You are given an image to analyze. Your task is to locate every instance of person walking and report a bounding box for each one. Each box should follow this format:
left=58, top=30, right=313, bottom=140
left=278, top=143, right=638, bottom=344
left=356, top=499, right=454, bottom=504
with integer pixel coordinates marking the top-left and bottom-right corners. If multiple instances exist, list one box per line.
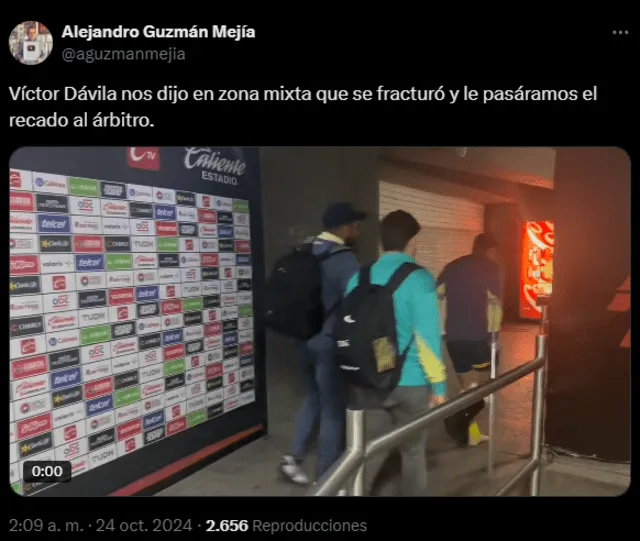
left=334, top=210, right=447, bottom=496
left=264, top=202, right=366, bottom=485
left=437, top=233, right=503, bottom=445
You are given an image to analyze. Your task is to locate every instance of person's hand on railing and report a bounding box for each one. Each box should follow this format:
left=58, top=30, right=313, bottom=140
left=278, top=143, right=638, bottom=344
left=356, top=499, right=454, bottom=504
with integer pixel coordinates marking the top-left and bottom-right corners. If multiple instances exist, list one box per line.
left=429, top=395, right=446, bottom=408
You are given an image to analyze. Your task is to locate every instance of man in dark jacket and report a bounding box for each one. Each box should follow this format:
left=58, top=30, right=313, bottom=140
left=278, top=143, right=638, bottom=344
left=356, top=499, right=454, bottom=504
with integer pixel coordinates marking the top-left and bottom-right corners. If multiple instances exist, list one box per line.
left=437, top=233, right=503, bottom=445
left=280, top=203, right=365, bottom=485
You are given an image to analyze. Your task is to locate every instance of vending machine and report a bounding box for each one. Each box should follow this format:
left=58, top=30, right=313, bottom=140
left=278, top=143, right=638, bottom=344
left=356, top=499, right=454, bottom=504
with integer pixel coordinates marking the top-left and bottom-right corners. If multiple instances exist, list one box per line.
left=519, top=221, right=554, bottom=320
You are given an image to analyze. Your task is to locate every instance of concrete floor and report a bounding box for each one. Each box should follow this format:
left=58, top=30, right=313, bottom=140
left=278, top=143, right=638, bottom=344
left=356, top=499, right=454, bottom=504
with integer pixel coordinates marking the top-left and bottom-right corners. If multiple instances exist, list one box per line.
left=158, top=325, right=628, bottom=497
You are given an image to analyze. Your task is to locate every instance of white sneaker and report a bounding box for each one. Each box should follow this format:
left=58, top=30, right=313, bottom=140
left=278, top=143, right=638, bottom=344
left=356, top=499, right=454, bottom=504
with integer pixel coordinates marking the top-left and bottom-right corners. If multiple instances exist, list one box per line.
left=279, top=455, right=310, bottom=485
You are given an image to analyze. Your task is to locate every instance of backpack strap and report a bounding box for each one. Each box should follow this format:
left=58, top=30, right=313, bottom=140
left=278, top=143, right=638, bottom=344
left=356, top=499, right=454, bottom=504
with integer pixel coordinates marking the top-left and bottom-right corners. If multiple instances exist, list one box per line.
left=386, top=262, right=422, bottom=360
left=386, top=262, right=422, bottom=294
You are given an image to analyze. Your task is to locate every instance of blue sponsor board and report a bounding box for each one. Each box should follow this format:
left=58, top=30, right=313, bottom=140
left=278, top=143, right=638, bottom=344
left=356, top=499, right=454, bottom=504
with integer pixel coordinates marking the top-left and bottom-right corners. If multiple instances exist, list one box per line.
left=153, top=204, right=176, bottom=221
left=217, top=225, right=234, bottom=238
left=75, top=254, right=105, bottom=272
left=223, top=332, right=238, bottom=347
left=162, top=329, right=183, bottom=346
left=37, top=214, right=71, bottom=234
left=136, top=286, right=159, bottom=302
left=86, top=394, right=114, bottom=417
left=142, top=409, right=165, bottom=431
left=50, top=367, right=82, bottom=391
left=236, top=254, right=252, bottom=266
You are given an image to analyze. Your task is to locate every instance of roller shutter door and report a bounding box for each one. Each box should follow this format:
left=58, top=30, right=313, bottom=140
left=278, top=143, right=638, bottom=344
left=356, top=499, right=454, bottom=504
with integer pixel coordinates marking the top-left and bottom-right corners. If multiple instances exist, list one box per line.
left=379, top=181, right=485, bottom=332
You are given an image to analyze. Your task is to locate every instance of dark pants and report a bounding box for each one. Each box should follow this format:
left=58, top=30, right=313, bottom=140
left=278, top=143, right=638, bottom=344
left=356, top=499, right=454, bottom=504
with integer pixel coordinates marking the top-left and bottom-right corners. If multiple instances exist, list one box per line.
left=446, top=339, right=498, bottom=374
left=290, top=345, right=346, bottom=478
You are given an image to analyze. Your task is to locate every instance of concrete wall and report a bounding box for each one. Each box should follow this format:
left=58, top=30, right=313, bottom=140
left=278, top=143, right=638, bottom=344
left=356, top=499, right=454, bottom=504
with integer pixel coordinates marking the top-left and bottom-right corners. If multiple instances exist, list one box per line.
left=258, top=147, right=380, bottom=408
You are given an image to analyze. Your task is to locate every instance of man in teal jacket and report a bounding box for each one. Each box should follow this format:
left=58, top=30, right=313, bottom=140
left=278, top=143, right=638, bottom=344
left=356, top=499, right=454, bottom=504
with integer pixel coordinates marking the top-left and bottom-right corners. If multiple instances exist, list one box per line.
left=344, top=210, right=447, bottom=496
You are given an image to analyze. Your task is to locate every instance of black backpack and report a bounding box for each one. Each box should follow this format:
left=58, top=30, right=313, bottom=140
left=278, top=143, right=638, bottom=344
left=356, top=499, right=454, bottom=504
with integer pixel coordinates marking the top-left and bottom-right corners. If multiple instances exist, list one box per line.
left=334, top=262, right=422, bottom=390
left=263, top=240, right=351, bottom=340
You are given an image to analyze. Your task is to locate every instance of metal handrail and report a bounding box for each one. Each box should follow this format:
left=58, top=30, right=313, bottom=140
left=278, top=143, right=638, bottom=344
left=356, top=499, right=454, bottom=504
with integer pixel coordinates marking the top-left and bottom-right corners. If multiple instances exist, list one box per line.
left=308, top=332, right=548, bottom=496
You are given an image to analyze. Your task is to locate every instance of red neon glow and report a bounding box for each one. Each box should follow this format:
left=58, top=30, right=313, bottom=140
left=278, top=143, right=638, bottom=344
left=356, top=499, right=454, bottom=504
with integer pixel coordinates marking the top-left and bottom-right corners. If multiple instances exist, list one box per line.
left=520, top=221, right=554, bottom=320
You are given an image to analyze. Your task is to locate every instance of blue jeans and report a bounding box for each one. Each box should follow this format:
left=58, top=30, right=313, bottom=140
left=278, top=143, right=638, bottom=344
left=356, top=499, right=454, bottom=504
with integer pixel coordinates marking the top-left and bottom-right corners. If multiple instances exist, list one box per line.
left=290, top=345, right=346, bottom=478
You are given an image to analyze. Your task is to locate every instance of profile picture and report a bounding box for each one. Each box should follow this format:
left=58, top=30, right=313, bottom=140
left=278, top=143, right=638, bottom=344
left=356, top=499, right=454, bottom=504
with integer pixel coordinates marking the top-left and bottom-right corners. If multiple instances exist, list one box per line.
left=9, top=22, right=53, bottom=65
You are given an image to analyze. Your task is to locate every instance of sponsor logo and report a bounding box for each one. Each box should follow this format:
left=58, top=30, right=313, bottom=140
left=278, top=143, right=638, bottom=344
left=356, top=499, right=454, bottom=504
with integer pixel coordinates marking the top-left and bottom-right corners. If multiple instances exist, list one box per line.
left=185, top=339, right=204, bottom=355
left=161, top=300, right=182, bottom=315
left=217, top=211, right=233, bottom=225
left=10, top=278, right=42, bottom=299
left=141, top=379, right=165, bottom=398
left=144, top=426, right=165, bottom=445
left=48, top=349, right=81, bottom=371
left=235, top=240, right=251, bottom=253
left=179, top=222, right=198, bottom=237
left=138, top=347, right=162, bottom=367
left=38, top=214, right=71, bottom=234
left=180, top=253, right=200, bottom=268
left=84, top=377, right=114, bottom=400
left=131, top=237, right=156, bottom=252
left=237, top=279, right=253, bottom=291
left=218, top=239, right=234, bottom=252
left=179, top=238, right=198, bottom=252
left=127, top=147, right=160, bottom=170
left=112, top=337, right=138, bottom=357
left=234, top=226, right=251, bottom=240
left=77, top=290, right=107, bottom=310
left=39, top=235, right=72, bottom=253
left=165, top=373, right=186, bottom=391
left=17, top=413, right=52, bottom=441
left=36, top=194, right=69, bottom=213
left=69, top=196, right=100, bottom=216
left=154, top=188, right=176, bottom=204
left=79, top=325, right=111, bottom=346
left=10, top=212, right=37, bottom=233
left=182, top=283, right=202, bottom=298
left=154, top=204, right=176, bottom=221
left=158, top=254, right=180, bottom=268
left=104, top=236, right=131, bottom=252
left=183, top=148, right=247, bottom=183
left=75, top=254, right=105, bottom=272
left=201, top=267, right=219, bottom=281
left=102, top=217, right=131, bottom=234
left=10, top=169, right=32, bottom=190
left=131, top=219, right=155, bottom=235
left=10, top=315, right=44, bottom=338
left=163, top=329, right=184, bottom=346
left=126, top=184, right=154, bottom=202
left=11, top=355, right=48, bottom=380
left=68, top=177, right=100, bottom=198
left=12, top=373, right=50, bottom=399
left=176, top=191, right=196, bottom=206
left=156, top=221, right=178, bottom=236
left=137, top=302, right=160, bottom=318
left=114, top=386, right=141, bottom=409
left=50, top=367, right=82, bottom=390
left=100, top=181, right=126, bottom=199
left=184, top=311, right=204, bottom=326
left=163, top=344, right=185, bottom=362
left=73, top=235, right=104, bottom=253
left=208, top=403, right=224, bottom=418
left=72, top=216, right=103, bottom=234
left=198, top=209, right=217, bottom=223
left=234, top=212, right=250, bottom=226
left=10, top=255, right=40, bottom=276
left=19, top=431, right=54, bottom=459
left=138, top=333, right=162, bottom=350
left=101, top=200, right=129, bottom=217
left=143, top=395, right=165, bottom=412
left=106, top=254, right=133, bottom=271
left=236, top=267, right=252, bottom=279
left=136, top=286, right=159, bottom=302
left=166, top=416, right=187, bottom=436
left=52, top=385, right=83, bottom=408
left=88, top=427, right=115, bottom=450
left=197, top=194, right=212, bottom=208
left=176, top=206, right=198, bottom=222
left=129, top=201, right=154, bottom=218
left=143, top=410, right=165, bottom=431
left=111, top=321, right=136, bottom=339
left=11, top=334, right=47, bottom=358
left=111, top=352, right=139, bottom=374
left=114, top=370, right=139, bottom=390
left=10, top=191, right=35, bottom=212
left=133, top=254, right=158, bottom=269
left=236, top=254, right=252, bottom=266
left=217, top=225, right=234, bottom=238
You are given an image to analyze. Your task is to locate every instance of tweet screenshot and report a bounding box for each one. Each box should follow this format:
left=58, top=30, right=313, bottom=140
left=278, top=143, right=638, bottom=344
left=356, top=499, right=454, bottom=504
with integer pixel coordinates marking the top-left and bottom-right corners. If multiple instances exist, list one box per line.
left=7, top=17, right=633, bottom=534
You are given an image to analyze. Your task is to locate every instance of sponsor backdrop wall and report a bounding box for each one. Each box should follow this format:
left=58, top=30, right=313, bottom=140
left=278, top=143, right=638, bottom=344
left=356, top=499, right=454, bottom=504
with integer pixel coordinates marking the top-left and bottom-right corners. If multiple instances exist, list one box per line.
left=9, top=147, right=266, bottom=496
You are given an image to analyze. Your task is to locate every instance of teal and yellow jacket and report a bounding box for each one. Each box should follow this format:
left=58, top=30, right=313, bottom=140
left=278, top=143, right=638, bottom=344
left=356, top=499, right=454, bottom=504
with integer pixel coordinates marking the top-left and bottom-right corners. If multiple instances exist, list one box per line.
left=344, top=252, right=447, bottom=397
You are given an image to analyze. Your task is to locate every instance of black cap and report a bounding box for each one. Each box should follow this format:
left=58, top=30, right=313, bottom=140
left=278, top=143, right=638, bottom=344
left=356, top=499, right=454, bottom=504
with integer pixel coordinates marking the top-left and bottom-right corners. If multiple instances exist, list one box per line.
left=322, top=202, right=367, bottom=229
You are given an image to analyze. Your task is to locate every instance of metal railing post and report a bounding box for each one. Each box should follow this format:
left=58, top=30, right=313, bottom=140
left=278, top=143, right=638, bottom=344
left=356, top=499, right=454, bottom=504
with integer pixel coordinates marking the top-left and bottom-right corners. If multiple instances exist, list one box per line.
left=487, top=330, right=498, bottom=476
left=345, top=409, right=365, bottom=496
left=529, top=334, right=547, bottom=496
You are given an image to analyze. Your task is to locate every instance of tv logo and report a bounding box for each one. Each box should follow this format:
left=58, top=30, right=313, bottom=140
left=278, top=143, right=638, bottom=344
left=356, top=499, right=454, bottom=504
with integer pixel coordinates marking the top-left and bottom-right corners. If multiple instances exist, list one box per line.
left=127, top=147, right=160, bottom=171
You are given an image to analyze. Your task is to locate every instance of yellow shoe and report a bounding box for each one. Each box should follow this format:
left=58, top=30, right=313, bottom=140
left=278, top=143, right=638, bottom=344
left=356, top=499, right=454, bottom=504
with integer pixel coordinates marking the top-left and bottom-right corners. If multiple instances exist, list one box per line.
left=468, top=422, right=490, bottom=446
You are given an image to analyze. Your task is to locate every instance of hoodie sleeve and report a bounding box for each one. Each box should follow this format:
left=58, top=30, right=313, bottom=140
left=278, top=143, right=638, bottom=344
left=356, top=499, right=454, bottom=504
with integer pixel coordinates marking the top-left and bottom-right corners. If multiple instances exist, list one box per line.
left=408, top=270, right=447, bottom=397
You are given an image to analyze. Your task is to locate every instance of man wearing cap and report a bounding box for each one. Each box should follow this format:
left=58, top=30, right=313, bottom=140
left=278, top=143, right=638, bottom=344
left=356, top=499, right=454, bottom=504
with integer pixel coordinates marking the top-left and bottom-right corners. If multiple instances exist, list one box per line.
left=280, top=202, right=366, bottom=485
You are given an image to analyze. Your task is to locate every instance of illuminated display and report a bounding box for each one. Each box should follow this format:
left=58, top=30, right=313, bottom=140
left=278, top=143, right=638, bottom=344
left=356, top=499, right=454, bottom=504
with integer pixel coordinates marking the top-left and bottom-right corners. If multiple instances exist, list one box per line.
left=520, top=221, right=554, bottom=319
